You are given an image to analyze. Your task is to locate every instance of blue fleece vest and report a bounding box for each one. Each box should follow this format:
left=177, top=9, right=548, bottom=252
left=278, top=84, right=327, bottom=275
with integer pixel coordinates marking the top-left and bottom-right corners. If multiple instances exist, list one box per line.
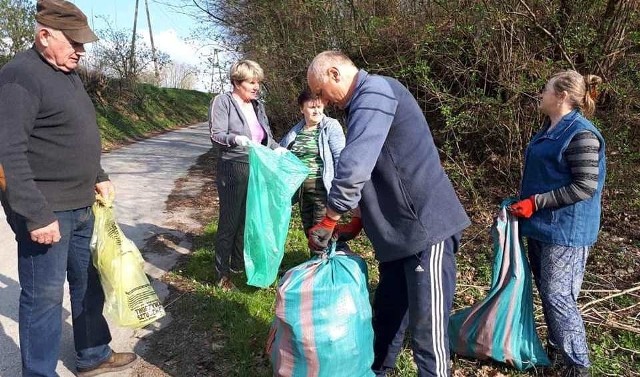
left=520, top=110, right=606, bottom=247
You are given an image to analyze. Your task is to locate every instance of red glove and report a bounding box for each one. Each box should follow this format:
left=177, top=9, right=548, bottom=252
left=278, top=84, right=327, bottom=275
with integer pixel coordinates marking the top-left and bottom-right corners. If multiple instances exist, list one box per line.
left=334, top=217, right=363, bottom=242
left=509, top=196, right=537, bottom=218
left=308, top=216, right=338, bottom=251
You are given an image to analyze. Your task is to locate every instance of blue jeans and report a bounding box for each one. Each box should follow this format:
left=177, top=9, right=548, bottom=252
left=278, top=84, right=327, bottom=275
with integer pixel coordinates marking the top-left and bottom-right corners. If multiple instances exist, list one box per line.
left=372, top=234, right=459, bottom=377
left=527, top=239, right=590, bottom=368
left=7, top=207, right=112, bottom=376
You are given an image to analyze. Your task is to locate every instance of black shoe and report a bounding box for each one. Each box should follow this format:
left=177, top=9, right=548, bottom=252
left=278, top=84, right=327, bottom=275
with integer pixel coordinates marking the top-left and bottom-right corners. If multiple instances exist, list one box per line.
left=562, top=366, right=590, bottom=377
left=547, top=345, right=565, bottom=369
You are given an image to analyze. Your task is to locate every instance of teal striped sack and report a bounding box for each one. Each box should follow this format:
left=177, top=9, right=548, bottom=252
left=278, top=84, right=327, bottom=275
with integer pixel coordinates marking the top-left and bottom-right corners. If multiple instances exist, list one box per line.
left=449, top=200, right=550, bottom=370
left=244, top=144, right=309, bottom=288
left=266, top=245, right=375, bottom=377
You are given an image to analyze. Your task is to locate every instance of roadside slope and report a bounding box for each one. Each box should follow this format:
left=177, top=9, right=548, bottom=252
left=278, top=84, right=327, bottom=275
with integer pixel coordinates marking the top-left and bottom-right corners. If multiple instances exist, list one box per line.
left=94, top=84, right=211, bottom=150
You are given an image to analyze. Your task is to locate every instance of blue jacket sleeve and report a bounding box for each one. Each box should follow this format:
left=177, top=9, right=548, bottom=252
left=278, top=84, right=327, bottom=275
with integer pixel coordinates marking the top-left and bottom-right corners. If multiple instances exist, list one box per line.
left=280, top=129, right=295, bottom=148
left=326, top=118, right=345, bottom=171
left=327, top=79, right=398, bottom=214
left=280, top=120, right=304, bottom=149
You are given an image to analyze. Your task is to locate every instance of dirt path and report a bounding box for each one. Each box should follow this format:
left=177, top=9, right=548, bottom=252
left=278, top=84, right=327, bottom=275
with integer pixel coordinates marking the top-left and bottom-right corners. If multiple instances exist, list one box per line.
left=131, top=146, right=220, bottom=377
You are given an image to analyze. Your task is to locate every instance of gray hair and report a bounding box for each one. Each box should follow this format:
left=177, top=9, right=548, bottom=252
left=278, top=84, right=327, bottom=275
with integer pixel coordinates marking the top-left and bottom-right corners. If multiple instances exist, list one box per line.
left=35, top=22, right=47, bottom=36
left=35, top=22, right=62, bottom=38
left=308, top=50, right=355, bottom=83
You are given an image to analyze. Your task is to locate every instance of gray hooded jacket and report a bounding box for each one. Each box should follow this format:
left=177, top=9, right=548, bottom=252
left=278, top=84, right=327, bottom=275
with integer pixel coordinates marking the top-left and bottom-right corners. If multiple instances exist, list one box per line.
left=209, top=92, right=279, bottom=163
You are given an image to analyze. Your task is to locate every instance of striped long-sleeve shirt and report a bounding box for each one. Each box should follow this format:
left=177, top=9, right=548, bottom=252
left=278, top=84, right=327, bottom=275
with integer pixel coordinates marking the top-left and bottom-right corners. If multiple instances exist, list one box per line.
left=534, top=131, right=601, bottom=209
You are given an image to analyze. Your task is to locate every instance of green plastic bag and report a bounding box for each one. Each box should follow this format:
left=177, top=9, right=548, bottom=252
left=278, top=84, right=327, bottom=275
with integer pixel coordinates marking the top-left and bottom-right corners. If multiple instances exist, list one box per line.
left=90, top=194, right=166, bottom=328
left=244, top=144, right=309, bottom=288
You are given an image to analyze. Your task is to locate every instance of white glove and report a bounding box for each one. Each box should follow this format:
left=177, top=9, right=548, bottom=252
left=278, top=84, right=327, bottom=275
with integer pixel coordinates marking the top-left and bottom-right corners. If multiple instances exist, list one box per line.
left=235, top=135, right=251, bottom=147
left=274, top=147, right=288, bottom=156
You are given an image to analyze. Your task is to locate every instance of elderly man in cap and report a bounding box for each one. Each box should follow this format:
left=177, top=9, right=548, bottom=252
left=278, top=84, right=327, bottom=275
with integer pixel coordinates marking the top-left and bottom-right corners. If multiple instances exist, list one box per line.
left=0, top=0, right=137, bottom=376
left=306, top=51, right=470, bottom=377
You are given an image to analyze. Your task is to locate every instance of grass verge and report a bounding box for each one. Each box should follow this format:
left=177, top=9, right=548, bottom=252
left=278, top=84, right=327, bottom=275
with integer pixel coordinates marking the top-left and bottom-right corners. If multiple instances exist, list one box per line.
left=94, top=83, right=210, bottom=149
left=162, top=203, right=639, bottom=376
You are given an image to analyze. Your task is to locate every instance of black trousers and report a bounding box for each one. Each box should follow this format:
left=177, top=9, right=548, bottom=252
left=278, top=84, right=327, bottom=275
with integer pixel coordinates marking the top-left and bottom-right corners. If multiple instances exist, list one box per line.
left=372, top=234, right=460, bottom=377
left=297, top=177, right=327, bottom=236
left=214, top=159, right=249, bottom=280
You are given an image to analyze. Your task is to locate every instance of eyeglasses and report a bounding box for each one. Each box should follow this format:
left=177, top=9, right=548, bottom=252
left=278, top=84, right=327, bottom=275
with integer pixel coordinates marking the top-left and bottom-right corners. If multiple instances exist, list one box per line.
left=47, top=31, right=84, bottom=50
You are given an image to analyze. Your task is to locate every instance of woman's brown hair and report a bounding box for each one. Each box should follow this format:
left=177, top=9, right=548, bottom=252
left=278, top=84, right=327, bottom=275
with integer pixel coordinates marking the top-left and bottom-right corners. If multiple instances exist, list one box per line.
left=551, top=70, right=603, bottom=117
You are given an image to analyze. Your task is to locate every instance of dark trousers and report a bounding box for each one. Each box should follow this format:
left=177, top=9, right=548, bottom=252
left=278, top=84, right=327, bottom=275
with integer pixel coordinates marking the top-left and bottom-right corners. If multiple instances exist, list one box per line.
left=214, top=160, right=249, bottom=280
left=6, top=207, right=112, bottom=376
left=372, top=234, right=459, bottom=377
left=298, top=178, right=327, bottom=236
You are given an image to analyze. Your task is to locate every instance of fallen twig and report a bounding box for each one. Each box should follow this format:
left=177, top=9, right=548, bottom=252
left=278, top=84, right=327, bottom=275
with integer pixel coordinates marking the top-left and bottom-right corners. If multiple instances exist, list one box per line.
left=582, top=289, right=628, bottom=294
left=581, top=284, right=640, bottom=311
left=614, top=345, right=640, bottom=356
left=460, top=223, right=492, bottom=250
left=163, top=291, right=188, bottom=309
left=614, top=302, right=640, bottom=314
left=584, top=318, right=640, bottom=334
left=457, top=283, right=490, bottom=291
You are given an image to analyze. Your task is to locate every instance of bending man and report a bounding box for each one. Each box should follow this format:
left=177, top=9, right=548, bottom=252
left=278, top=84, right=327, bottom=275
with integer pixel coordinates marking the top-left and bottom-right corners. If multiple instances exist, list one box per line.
left=307, top=51, right=470, bottom=377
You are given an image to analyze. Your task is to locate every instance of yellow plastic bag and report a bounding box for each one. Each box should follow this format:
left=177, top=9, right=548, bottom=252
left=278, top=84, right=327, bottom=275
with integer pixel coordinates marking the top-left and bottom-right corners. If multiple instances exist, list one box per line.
left=90, top=194, right=165, bottom=328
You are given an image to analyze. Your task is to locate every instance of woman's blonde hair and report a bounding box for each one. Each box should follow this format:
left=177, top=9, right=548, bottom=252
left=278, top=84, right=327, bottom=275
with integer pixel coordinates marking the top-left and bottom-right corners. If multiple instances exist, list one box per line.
left=550, top=70, right=603, bottom=117
left=229, top=60, right=264, bottom=86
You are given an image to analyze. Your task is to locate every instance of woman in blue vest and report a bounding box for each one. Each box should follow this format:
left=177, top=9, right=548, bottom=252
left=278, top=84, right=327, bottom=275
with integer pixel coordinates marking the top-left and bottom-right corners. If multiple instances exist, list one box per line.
left=510, top=70, right=605, bottom=377
left=280, top=90, right=346, bottom=239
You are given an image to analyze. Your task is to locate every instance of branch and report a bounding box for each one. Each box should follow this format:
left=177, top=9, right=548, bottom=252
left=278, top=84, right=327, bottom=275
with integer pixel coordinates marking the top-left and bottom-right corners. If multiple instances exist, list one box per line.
left=516, top=0, right=576, bottom=70
left=581, top=284, right=640, bottom=311
left=191, top=0, right=230, bottom=27
left=457, top=283, right=490, bottom=291
left=584, top=318, right=640, bottom=335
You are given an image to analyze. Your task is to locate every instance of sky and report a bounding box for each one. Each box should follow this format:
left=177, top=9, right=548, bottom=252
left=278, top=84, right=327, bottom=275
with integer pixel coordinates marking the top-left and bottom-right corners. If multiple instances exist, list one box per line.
left=68, top=0, right=227, bottom=92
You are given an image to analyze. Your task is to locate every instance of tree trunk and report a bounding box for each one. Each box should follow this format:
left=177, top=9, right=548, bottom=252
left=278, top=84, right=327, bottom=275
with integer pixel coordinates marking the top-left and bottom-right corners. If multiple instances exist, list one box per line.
left=597, top=0, right=638, bottom=79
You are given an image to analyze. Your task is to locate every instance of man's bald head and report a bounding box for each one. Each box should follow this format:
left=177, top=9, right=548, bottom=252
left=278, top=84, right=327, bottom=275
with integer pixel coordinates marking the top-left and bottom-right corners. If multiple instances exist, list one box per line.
left=307, top=50, right=356, bottom=83
left=307, top=51, right=359, bottom=108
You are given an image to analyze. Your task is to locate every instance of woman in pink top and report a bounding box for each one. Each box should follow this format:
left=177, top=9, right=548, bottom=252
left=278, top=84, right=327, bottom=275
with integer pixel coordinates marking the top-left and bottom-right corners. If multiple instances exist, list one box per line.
left=208, top=60, right=285, bottom=290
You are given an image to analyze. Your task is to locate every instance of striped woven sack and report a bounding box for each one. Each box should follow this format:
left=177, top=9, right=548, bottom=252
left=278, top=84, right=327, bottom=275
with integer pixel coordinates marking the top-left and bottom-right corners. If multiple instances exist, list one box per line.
left=266, top=245, right=375, bottom=377
left=448, top=200, right=550, bottom=370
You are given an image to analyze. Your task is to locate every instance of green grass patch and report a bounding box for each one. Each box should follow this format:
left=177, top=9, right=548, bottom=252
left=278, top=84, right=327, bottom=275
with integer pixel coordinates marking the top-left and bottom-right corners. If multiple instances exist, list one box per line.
left=94, top=83, right=210, bottom=148
left=588, top=330, right=640, bottom=375
left=170, top=209, right=639, bottom=377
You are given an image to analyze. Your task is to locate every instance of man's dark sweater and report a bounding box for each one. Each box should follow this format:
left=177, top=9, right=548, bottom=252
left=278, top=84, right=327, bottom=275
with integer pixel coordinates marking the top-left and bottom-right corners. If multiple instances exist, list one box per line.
left=0, top=47, right=107, bottom=231
left=328, top=70, right=470, bottom=262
